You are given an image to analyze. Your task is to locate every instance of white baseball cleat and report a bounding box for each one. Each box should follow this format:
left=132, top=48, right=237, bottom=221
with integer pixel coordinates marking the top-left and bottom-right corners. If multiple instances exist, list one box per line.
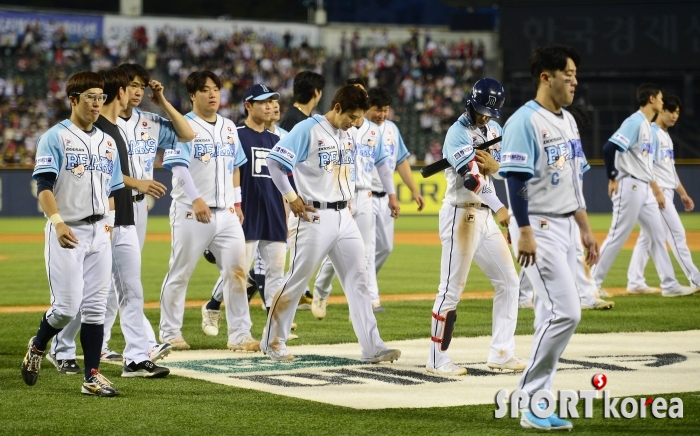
left=148, top=343, right=173, bottom=362
left=100, top=349, right=123, bottom=362
left=627, top=285, right=661, bottom=294
left=426, top=361, right=467, bottom=376
left=267, top=348, right=295, bottom=362
left=201, top=304, right=220, bottom=336
left=487, top=356, right=527, bottom=372
left=518, top=301, right=534, bottom=309
left=227, top=336, right=261, bottom=352
left=581, top=299, right=615, bottom=310
left=662, top=286, right=699, bottom=297
left=361, top=348, right=401, bottom=364
left=311, top=297, right=327, bottom=320
left=164, top=337, right=190, bottom=350
left=597, top=287, right=610, bottom=298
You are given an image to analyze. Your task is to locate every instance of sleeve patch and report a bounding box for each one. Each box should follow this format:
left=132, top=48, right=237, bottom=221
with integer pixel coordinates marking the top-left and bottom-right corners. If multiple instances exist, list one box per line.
left=272, top=145, right=296, bottom=161
left=35, top=156, right=53, bottom=165
left=613, top=132, right=630, bottom=146
left=452, top=145, right=474, bottom=161
left=164, top=149, right=182, bottom=157
left=501, top=152, right=528, bottom=164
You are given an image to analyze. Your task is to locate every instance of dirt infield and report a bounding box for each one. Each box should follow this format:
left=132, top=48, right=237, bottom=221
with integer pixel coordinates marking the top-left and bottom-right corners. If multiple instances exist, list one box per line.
left=4, top=231, right=700, bottom=250
left=0, top=287, right=636, bottom=313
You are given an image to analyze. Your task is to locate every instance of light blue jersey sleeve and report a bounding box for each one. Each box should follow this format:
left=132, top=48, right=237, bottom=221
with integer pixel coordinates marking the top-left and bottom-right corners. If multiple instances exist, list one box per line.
left=609, top=113, right=642, bottom=152
left=32, top=127, right=63, bottom=178
left=498, top=108, right=538, bottom=178
left=156, top=115, right=178, bottom=150
left=443, top=117, right=475, bottom=172
left=651, top=124, right=660, bottom=164
left=110, top=151, right=125, bottom=192
left=373, top=128, right=388, bottom=166
left=162, top=141, right=192, bottom=170
left=268, top=117, right=314, bottom=171
left=396, top=129, right=410, bottom=164
left=234, top=144, right=248, bottom=168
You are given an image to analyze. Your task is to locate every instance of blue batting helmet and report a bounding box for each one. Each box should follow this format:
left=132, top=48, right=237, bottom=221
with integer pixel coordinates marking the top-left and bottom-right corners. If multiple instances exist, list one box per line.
left=467, top=78, right=505, bottom=118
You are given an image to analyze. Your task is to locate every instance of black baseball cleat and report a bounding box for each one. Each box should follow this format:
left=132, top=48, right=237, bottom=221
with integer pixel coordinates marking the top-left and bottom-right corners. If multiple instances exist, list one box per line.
left=203, top=249, right=217, bottom=264
left=121, top=360, right=170, bottom=378
left=82, top=369, right=120, bottom=396
left=46, top=352, right=81, bottom=375
left=21, top=336, right=43, bottom=386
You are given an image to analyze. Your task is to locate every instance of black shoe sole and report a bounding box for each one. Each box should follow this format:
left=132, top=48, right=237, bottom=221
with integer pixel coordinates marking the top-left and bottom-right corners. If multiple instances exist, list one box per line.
left=21, top=367, right=39, bottom=386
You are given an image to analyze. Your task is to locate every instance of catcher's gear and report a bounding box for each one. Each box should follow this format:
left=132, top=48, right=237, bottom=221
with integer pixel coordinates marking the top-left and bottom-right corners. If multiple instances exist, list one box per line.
left=466, top=77, right=505, bottom=118
left=203, top=249, right=216, bottom=264
left=431, top=309, right=457, bottom=352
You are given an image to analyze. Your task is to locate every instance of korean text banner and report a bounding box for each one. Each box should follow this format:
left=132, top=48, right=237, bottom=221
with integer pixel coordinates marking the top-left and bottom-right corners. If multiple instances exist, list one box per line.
left=0, top=10, right=103, bottom=43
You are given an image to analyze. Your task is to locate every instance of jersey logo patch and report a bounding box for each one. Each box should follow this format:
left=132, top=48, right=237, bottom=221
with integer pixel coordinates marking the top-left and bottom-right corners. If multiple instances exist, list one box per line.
left=539, top=220, right=549, bottom=230
left=613, top=132, right=630, bottom=146
left=501, top=152, right=528, bottom=164
left=252, top=147, right=271, bottom=178
left=164, top=149, right=181, bottom=158
left=453, top=145, right=474, bottom=162
left=186, top=211, right=193, bottom=219
left=640, top=142, right=652, bottom=157
left=467, top=213, right=475, bottom=222
left=272, top=145, right=296, bottom=162
left=312, top=215, right=321, bottom=224
left=35, top=156, right=53, bottom=166
left=319, top=150, right=354, bottom=173
left=65, top=152, right=114, bottom=178
left=545, top=139, right=582, bottom=170
left=662, top=150, right=674, bottom=162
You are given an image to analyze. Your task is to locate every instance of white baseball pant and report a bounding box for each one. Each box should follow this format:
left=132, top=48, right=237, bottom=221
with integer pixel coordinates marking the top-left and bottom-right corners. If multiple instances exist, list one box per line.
left=509, top=214, right=581, bottom=397
left=160, top=201, right=251, bottom=344
left=51, top=225, right=154, bottom=364
left=429, top=204, right=519, bottom=369
left=366, top=193, right=394, bottom=302
left=262, top=206, right=387, bottom=359
left=628, top=188, right=700, bottom=289
left=519, top=230, right=601, bottom=307
left=211, top=240, right=287, bottom=308
left=591, top=178, right=680, bottom=292
left=313, top=189, right=376, bottom=301
left=43, top=219, right=112, bottom=330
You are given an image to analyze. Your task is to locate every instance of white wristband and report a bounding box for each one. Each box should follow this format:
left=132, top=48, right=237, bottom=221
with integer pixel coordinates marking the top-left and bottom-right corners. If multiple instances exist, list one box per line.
left=49, top=213, right=64, bottom=226
left=234, top=186, right=242, bottom=203
left=106, top=210, right=116, bottom=227
left=284, top=191, right=299, bottom=203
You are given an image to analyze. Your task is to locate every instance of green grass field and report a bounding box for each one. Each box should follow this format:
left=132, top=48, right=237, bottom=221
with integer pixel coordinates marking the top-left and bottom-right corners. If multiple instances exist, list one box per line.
left=1, top=214, right=699, bottom=435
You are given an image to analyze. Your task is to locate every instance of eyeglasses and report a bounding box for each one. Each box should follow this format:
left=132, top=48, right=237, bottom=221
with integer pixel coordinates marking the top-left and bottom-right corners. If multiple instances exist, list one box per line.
left=71, top=92, right=108, bottom=103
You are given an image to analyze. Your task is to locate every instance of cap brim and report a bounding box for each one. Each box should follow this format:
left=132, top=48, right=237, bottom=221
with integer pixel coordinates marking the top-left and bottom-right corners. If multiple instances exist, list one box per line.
left=252, top=92, right=280, bottom=101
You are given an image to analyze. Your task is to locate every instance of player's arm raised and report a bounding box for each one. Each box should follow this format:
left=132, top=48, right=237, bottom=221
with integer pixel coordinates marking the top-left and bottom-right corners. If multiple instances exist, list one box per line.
left=148, top=80, right=195, bottom=142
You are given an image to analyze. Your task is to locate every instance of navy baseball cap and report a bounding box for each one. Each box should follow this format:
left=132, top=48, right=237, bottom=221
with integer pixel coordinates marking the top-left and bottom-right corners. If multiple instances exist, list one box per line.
left=243, top=84, right=280, bottom=102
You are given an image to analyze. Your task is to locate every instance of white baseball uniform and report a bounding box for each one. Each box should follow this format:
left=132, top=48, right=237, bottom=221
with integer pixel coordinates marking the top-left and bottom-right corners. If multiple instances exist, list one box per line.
left=159, top=112, right=252, bottom=345
left=627, top=124, right=700, bottom=289
left=262, top=114, right=392, bottom=359
left=591, top=111, right=682, bottom=293
left=499, top=101, right=588, bottom=397
left=313, top=118, right=387, bottom=302
left=428, top=115, right=520, bottom=369
left=33, top=120, right=124, bottom=330
left=367, top=120, right=410, bottom=303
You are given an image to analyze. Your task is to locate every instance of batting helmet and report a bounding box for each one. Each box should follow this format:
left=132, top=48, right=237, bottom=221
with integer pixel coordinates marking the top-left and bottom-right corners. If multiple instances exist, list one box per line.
left=466, top=78, right=505, bottom=118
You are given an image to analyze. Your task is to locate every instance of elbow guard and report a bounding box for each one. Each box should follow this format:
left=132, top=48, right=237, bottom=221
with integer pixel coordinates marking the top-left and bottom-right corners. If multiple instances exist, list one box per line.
left=457, top=161, right=482, bottom=193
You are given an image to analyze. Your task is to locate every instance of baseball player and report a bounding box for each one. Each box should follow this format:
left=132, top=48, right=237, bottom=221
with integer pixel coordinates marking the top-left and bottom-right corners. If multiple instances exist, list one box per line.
left=160, top=71, right=258, bottom=352
left=46, top=68, right=171, bottom=378
left=262, top=84, right=401, bottom=363
left=201, top=84, right=287, bottom=333
left=23, top=71, right=124, bottom=396
left=365, top=87, right=425, bottom=309
left=78, top=64, right=194, bottom=359
left=592, top=84, right=697, bottom=297
left=311, top=78, right=401, bottom=318
left=500, top=45, right=599, bottom=431
left=426, top=78, right=525, bottom=377
left=627, top=95, right=700, bottom=291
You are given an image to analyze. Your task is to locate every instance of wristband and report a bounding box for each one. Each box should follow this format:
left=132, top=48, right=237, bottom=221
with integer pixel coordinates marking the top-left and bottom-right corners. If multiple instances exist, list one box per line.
left=284, top=191, right=299, bottom=203
left=234, top=202, right=242, bottom=208
left=234, top=186, right=242, bottom=203
left=106, top=210, right=116, bottom=227
left=49, top=213, right=64, bottom=226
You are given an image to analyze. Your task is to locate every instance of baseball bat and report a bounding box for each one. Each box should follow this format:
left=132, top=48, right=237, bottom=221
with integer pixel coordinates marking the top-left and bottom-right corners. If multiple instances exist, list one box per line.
left=420, top=135, right=502, bottom=178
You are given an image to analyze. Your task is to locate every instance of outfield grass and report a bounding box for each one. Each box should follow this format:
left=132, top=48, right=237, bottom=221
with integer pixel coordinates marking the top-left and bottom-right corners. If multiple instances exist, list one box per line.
left=2, top=215, right=699, bottom=435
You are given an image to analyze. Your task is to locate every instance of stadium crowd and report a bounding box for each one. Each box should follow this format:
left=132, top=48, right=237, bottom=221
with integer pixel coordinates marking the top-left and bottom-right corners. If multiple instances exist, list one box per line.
left=0, top=23, right=488, bottom=167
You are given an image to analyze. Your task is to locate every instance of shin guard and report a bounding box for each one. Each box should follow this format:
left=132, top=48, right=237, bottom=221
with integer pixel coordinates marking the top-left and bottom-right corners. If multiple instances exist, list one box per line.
left=431, top=310, right=457, bottom=351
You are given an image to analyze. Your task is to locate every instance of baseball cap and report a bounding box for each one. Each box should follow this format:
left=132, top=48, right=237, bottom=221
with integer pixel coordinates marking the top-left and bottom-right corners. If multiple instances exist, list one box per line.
left=243, top=84, right=280, bottom=102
